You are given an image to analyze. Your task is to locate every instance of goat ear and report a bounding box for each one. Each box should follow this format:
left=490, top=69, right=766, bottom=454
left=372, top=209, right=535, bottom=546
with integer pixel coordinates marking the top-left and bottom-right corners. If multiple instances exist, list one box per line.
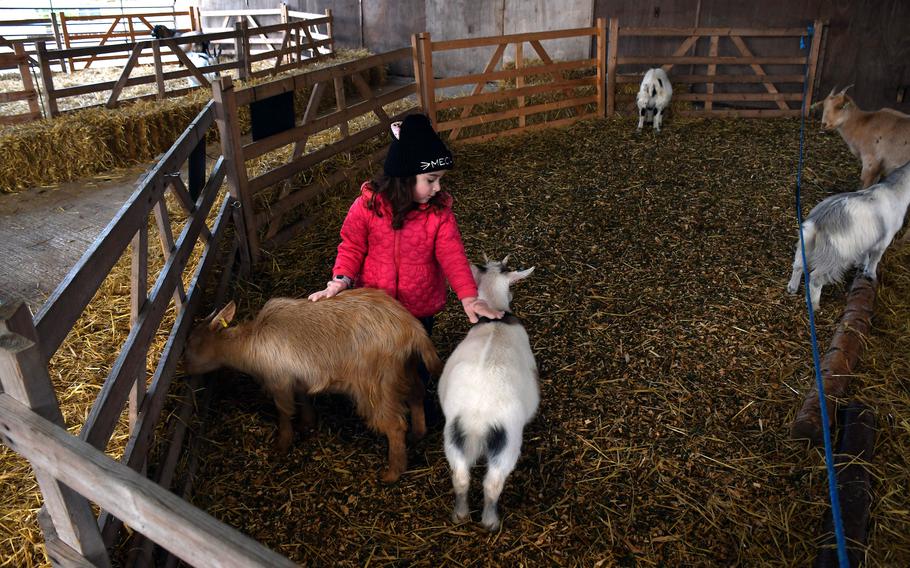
left=507, top=266, right=534, bottom=284
left=470, top=264, right=483, bottom=284
left=207, top=301, right=236, bottom=331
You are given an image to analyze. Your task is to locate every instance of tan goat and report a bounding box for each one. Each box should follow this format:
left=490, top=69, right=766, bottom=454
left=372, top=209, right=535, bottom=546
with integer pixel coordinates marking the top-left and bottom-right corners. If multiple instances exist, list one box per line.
left=183, top=288, right=441, bottom=482
left=820, top=85, right=910, bottom=188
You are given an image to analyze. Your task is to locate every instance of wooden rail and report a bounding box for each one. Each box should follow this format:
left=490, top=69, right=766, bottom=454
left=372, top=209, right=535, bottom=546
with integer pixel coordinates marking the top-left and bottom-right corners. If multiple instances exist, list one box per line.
left=58, top=10, right=196, bottom=70
left=0, top=43, right=41, bottom=125
left=418, top=24, right=604, bottom=142
left=214, top=47, right=417, bottom=259
left=0, top=15, right=65, bottom=71
left=32, top=12, right=334, bottom=116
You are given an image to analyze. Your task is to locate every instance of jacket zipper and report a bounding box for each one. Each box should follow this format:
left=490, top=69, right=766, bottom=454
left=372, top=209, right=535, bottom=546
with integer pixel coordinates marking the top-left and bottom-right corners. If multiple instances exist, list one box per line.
left=393, top=230, right=401, bottom=299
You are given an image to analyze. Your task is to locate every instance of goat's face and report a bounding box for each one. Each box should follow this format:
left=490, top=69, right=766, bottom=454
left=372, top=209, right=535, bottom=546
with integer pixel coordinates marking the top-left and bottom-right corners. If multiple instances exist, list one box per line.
left=183, top=302, right=236, bottom=375
left=821, top=87, right=854, bottom=130
left=150, top=25, right=175, bottom=39
left=471, top=257, right=535, bottom=308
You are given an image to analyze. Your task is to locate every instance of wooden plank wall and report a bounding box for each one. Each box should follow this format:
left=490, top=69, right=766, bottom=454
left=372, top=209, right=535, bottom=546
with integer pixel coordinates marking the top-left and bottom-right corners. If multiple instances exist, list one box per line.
left=594, top=0, right=910, bottom=113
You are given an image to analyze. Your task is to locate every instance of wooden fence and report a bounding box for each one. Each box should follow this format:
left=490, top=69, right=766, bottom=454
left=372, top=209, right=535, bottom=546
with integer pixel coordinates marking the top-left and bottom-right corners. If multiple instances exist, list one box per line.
left=0, top=15, right=65, bottom=71
left=0, top=99, right=300, bottom=566
left=33, top=13, right=334, bottom=117
left=413, top=18, right=824, bottom=141
left=608, top=20, right=824, bottom=118
left=214, top=47, right=417, bottom=259
left=0, top=43, right=40, bottom=125
left=200, top=5, right=334, bottom=59
left=415, top=25, right=604, bottom=143
left=0, top=19, right=828, bottom=567
left=57, top=9, right=196, bottom=71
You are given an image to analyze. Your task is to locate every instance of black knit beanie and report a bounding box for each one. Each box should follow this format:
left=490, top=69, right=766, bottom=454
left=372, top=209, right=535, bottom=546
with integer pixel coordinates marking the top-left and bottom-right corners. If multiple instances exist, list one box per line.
left=383, top=114, right=454, bottom=177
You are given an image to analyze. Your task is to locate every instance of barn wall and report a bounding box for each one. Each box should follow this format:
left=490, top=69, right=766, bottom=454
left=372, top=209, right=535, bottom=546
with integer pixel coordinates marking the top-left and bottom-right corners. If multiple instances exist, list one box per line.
left=201, top=1, right=910, bottom=112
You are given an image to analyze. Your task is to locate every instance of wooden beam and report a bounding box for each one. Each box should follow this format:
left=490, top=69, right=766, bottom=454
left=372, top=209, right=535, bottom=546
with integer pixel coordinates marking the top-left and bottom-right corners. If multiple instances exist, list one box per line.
left=705, top=36, right=718, bottom=111
left=791, top=274, right=875, bottom=446
left=0, top=393, right=298, bottom=567
left=106, top=43, right=144, bottom=108
left=0, top=304, right=110, bottom=567
left=606, top=18, right=618, bottom=116
left=448, top=42, right=506, bottom=140
left=804, top=20, right=824, bottom=116
left=729, top=35, right=789, bottom=111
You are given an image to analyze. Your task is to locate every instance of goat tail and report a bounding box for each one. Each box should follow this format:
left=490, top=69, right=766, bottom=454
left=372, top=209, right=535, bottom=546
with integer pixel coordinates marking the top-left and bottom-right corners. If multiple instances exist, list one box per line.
left=413, top=331, right=442, bottom=377
left=446, top=416, right=509, bottom=464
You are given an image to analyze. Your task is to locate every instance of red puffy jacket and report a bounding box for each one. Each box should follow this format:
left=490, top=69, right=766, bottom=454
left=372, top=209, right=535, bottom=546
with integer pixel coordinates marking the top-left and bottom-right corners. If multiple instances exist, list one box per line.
left=332, top=182, right=478, bottom=318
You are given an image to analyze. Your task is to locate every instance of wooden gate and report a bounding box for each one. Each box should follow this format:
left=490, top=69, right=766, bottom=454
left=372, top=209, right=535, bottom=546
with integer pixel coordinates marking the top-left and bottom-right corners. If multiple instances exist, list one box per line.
left=608, top=20, right=824, bottom=117
left=0, top=43, right=41, bottom=125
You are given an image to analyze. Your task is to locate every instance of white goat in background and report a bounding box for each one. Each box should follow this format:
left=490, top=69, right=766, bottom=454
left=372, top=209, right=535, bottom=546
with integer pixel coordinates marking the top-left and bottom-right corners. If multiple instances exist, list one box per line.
left=186, top=44, right=222, bottom=87
left=438, top=257, right=538, bottom=531
left=637, top=67, right=673, bottom=132
left=787, top=161, right=910, bottom=309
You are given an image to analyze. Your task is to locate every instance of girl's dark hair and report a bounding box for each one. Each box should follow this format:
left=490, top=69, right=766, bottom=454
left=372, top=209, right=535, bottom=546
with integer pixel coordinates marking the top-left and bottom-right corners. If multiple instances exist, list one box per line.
left=368, top=174, right=447, bottom=229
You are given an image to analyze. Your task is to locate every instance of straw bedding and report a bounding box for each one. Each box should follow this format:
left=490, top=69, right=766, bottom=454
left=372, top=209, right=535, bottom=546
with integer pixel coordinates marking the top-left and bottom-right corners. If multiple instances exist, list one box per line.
left=1, top=89, right=908, bottom=565
left=175, top=118, right=907, bottom=566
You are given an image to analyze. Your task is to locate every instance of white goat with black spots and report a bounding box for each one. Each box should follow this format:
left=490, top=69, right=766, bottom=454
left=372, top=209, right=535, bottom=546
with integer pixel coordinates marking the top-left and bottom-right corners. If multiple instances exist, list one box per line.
left=787, top=161, right=910, bottom=309
left=637, top=68, right=673, bottom=132
left=438, top=257, right=538, bottom=531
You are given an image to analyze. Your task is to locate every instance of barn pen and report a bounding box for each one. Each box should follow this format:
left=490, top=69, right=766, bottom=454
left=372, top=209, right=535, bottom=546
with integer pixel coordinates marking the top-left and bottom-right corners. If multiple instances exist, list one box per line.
left=1, top=17, right=909, bottom=568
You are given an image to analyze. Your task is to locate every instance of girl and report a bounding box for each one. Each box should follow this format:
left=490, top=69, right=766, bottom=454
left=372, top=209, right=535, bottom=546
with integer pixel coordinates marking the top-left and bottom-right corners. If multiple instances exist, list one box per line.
left=308, top=113, right=502, bottom=327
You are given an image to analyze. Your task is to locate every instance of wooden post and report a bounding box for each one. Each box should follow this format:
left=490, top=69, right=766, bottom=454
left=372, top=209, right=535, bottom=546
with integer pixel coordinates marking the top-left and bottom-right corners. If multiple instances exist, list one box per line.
left=49, top=12, right=67, bottom=73
left=325, top=9, right=334, bottom=55
left=333, top=77, right=349, bottom=137
left=15, top=44, right=41, bottom=120
left=814, top=402, right=875, bottom=567
left=606, top=18, right=618, bottom=117
left=235, top=21, right=250, bottom=81
left=804, top=20, right=824, bottom=117
left=280, top=3, right=290, bottom=65
left=0, top=304, right=111, bottom=567
left=791, top=273, right=875, bottom=445
left=59, top=12, right=75, bottom=71
left=596, top=17, right=606, bottom=118
left=418, top=33, right=436, bottom=125
left=410, top=33, right=426, bottom=111
left=152, top=40, right=165, bottom=100
left=126, top=16, right=136, bottom=44
left=129, top=227, right=148, bottom=432
left=212, top=76, right=258, bottom=264
left=515, top=42, right=525, bottom=128
left=36, top=42, right=59, bottom=118
left=705, top=35, right=718, bottom=111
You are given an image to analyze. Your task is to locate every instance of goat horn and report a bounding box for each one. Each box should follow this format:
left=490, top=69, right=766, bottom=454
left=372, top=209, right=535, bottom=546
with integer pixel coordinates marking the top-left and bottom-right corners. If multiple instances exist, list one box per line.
left=501, top=255, right=511, bottom=267
left=839, top=84, right=854, bottom=95
left=482, top=253, right=491, bottom=264
left=828, top=85, right=837, bottom=97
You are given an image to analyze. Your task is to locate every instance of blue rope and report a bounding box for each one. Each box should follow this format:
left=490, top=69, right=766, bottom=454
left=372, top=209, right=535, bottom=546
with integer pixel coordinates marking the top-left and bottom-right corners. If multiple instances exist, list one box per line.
left=795, top=23, right=849, bottom=568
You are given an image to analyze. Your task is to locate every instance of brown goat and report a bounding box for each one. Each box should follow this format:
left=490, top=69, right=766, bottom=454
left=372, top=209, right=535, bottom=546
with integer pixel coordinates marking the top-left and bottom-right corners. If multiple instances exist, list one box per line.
left=820, top=85, right=910, bottom=188
left=183, top=288, right=441, bottom=482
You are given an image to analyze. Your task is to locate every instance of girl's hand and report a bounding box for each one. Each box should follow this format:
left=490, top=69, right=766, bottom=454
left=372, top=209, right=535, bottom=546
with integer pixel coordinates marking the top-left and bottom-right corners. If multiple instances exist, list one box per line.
left=461, top=297, right=504, bottom=323
left=308, top=280, right=347, bottom=302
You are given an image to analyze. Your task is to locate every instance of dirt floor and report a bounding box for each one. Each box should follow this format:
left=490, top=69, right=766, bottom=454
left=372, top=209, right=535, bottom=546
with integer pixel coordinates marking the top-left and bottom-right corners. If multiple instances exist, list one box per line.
left=160, top=117, right=910, bottom=566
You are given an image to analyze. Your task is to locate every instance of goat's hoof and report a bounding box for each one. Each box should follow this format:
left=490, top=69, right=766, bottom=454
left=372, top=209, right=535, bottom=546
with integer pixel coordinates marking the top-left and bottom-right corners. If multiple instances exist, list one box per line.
left=786, top=285, right=798, bottom=295
left=452, top=509, right=470, bottom=524
left=481, top=516, right=501, bottom=532
left=380, top=467, right=403, bottom=484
